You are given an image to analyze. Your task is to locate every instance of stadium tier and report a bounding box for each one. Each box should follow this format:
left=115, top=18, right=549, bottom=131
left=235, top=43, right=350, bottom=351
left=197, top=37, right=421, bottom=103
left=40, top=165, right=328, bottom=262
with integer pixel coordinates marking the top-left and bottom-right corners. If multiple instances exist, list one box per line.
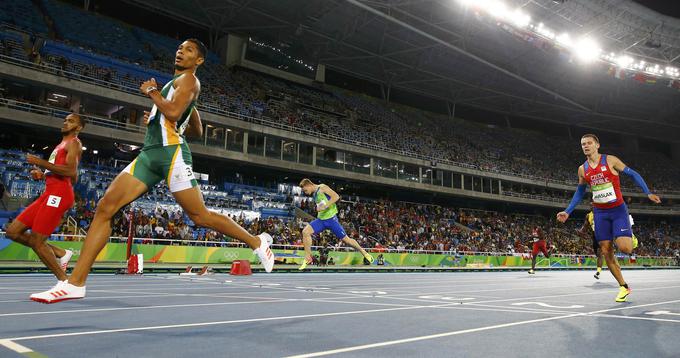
left=1, top=1, right=680, bottom=192
left=2, top=1, right=680, bottom=356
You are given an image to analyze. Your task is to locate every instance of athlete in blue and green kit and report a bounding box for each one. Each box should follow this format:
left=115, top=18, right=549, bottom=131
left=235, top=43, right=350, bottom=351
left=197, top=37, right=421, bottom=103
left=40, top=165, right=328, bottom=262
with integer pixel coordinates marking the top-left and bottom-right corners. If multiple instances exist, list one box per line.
left=299, top=178, right=373, bottom=270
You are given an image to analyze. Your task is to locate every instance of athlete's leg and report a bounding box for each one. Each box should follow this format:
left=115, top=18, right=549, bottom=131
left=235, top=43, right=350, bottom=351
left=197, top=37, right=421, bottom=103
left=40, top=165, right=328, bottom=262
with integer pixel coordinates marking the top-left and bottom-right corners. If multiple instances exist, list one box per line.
left=529, top=243, right=539, bottom=272
left=27, top=232, right=66, bottom=281
left=614, top=236, right=633, bottom=255
left=6, top=221, right=65, bottom=280
left=301, top=224, right=315, bottom=262
left=329, top=217, right=371, bottom=261
left=68, top=173, right=148, bottom=286
left=341, top=236, right=369, bottom=257
left=596, top=253, right=603, bottom=269
left=172, top=186, right=260, bottom=249
left=7, top=220, right=66, bottom=258
left=600, top=240, right=626, bottom=286
left=612, top=206, right=634, bottom=254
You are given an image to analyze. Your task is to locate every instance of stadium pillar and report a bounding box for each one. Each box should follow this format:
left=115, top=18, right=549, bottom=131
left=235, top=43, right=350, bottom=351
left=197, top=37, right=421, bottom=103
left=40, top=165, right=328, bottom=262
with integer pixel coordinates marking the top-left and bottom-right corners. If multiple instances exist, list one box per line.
left=369, top=158, right=374, bottom=176
left=447, top=102, right=456, bottom=119
left=315, top=64, right=326, bottom=83
left=70, top=95, right=81, bottom=113
left=312, top=146, right=317, bottom=166
left=226, top=34, right=246, bottom=68
left=672, top=143, right=680, bottom=165
left=242, top=132, right=248, bottom=154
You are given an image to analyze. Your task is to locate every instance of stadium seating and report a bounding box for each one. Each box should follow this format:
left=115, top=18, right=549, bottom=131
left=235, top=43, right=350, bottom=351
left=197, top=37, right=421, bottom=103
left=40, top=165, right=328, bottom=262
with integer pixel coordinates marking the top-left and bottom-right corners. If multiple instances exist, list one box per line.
left=0, top=0, right=49, bottom=35
left=1, top=2, right=679, bottom=193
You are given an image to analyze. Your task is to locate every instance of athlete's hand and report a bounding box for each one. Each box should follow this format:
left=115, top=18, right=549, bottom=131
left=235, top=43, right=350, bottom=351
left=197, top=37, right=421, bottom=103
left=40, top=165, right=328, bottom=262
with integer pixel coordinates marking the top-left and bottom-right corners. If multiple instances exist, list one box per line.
left=316, top=203, right=328, bottom=212
left=143, top=110, right=151, bottom=125
left=26, top=154, right=43, bottom=166
left=30, top=167, right=44, bottom=180
left=140, top=78, right=158, bottom=96
left=647, top=194, right=661, bottom=204
left=556, top=211, right=569, bottom=223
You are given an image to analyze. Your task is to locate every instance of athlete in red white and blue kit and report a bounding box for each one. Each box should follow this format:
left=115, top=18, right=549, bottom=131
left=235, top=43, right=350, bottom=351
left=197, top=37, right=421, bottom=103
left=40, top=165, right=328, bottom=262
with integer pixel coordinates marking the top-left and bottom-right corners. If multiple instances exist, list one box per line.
left=5, top=113, right=85, bottom=282
left=557, top=134, right=661, bottom=302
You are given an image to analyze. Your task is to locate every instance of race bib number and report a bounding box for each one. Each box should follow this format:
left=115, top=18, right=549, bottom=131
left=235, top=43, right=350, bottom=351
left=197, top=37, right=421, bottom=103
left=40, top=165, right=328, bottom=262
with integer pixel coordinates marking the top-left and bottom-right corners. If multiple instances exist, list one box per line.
left=170, top=162, right=194, bottom=183
left=46, top=195, right=62, bottom=208
left=592, top=183, right=617, bottom=204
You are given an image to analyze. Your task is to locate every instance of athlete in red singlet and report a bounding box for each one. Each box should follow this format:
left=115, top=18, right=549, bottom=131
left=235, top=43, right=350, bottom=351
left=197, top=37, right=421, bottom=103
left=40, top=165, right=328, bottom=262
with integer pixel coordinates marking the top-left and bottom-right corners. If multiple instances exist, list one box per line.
left=5, top=113, right=85, bottom=283
left=528, top=226, right=552, bottom=274
left=557, top=134, right=660, bottom=302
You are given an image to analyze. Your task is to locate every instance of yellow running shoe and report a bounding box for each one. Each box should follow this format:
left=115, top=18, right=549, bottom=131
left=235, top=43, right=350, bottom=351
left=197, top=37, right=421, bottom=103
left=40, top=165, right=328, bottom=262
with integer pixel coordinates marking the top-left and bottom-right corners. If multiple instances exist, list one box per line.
left=298, top=258, right=310, bottom=271
left=632, top=235, right=638, bottom=250
left=615, top=286, right=631, bottom=302
left=364, top=254, right=374, bottom=264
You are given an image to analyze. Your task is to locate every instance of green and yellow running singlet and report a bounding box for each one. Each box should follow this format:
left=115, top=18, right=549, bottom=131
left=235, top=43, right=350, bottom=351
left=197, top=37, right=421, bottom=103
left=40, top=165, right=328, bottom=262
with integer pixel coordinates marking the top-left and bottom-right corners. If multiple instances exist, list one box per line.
left=143, top=74, right=197, bottom=150
left=314, top=185, right=338, bottom=220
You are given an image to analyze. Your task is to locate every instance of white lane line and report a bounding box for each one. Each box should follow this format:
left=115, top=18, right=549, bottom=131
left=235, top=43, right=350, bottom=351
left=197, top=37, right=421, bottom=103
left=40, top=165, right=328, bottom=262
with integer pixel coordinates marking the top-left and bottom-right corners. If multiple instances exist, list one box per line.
left=0, top=298, right=298, bottom=317
left=591, top=313, right=680, bottom=324
left=461, top=303, right=572, bottom=315
left=0, top=293, right=194, bottom=304
left=646, top=310, right=680, bottom=316
left=0, top=339, right=34, bottom=354
left=284, top=299, right=680, bottom=357
left=3, top=303, right=460, bottom=341
left=461, top=284, right=680, bottom=305
left=299, top=298, right=565, bottom=316
left=215, top=278, right=680, bottom=312
left=379, top=279, right=680, bottom=298
left=0, top=281, right=228, bottom=288
left=285, top=314, right=585, bottom=358
left=512, top=302, right=584, bottom=309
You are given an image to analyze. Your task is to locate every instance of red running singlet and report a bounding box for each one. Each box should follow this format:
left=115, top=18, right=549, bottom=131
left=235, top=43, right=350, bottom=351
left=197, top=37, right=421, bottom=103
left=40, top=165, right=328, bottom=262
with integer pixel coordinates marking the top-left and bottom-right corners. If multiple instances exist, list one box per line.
left=583, top=154, right=624, bottom=209
left=44, top=137, right=80, bottom=186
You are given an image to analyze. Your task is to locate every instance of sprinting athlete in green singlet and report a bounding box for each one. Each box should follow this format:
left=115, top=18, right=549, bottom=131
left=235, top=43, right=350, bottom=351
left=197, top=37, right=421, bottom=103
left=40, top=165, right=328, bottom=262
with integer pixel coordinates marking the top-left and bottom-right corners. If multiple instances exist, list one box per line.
left=31, top=39, right=275, bottom=303
left=298, top=178, right=373, bottom=271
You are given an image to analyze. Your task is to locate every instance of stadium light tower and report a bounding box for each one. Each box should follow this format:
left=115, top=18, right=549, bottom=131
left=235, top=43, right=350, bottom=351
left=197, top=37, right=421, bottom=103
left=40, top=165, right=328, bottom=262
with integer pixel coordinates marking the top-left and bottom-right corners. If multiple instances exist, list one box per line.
left=574, top=38, right=601, bottom=62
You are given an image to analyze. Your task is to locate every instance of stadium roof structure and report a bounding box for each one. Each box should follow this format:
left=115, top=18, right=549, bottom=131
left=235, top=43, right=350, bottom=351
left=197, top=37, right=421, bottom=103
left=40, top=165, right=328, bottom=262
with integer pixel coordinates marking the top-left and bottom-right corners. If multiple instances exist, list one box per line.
left=124, top=0, right=680, bottom=142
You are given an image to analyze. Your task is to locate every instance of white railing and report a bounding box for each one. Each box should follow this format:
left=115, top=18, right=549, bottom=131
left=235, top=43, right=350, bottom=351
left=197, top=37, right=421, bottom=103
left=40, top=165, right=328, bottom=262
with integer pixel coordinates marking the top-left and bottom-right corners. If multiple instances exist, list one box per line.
left=0, top=232, right=675, bottom=260
left=2, top=53, right=680, bottom=195
left=502, top=191, right=680, bottom=211
left=0, top=97, right=145, bottom=133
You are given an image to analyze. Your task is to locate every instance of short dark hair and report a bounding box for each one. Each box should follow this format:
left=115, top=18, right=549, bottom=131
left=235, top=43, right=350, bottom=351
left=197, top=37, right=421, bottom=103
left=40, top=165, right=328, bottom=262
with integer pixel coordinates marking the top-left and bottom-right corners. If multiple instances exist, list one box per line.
left=581, top=133, right=599, bottom=144
left=186, top=38, right=207, bottom=59
left=70, top=112, right=86, bottom=129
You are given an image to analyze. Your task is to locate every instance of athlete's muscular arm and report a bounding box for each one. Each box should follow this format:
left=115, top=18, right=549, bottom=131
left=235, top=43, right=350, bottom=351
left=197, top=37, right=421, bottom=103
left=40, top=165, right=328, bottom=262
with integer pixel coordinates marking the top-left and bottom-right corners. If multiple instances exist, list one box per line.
left=183, top=108, right=203, bottom=138
left=607, top=155, right=661, bottom=204
left=317, top=185, right=340, bottom=211
left=576, top=218, right=592, bottom=239
left=141, top=74, right=198, bottom=123
left=26, top=140, right=82, bottom=180
left=557, top=166, right=587, bottom=223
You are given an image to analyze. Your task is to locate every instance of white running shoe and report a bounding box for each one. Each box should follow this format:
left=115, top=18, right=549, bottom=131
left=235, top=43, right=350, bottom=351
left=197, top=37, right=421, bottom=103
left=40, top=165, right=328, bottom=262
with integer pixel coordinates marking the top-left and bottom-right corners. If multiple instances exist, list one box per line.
left=30, top=281, right=86, bottom=304
left=60, top=249, right=73, bottom=271
left=254, top=233, right=275, bottom=273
